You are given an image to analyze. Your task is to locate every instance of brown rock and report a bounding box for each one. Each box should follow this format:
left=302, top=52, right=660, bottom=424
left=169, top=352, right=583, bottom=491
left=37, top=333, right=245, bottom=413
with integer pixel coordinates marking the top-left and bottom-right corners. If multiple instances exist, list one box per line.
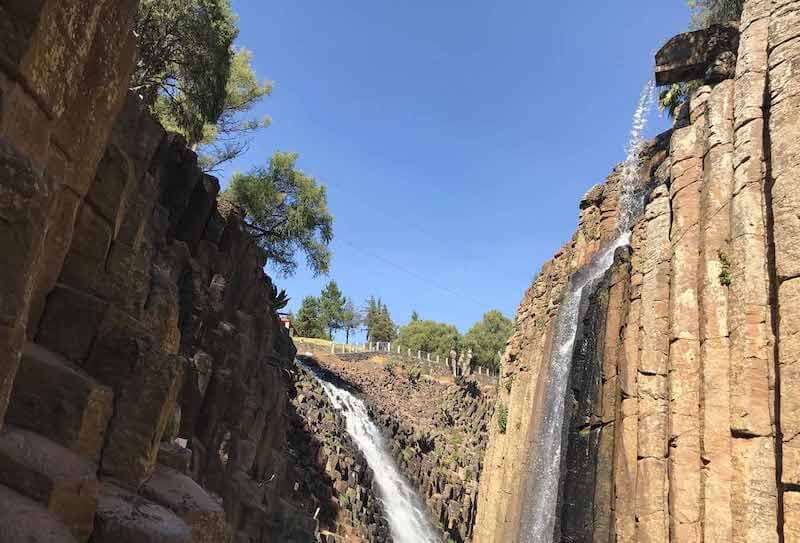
left=0, top=426, right=97, bottom=542
left=5, top=342, right=112, bottom=462
left=655, top=24, right=740, bottom=85
left=0, top=483, right=78, bottom=543
left=99, top=349, right=185, bottom=487
left=93, top=483, right=192, bottom=543
left=142, top=465, right=227, bottom=543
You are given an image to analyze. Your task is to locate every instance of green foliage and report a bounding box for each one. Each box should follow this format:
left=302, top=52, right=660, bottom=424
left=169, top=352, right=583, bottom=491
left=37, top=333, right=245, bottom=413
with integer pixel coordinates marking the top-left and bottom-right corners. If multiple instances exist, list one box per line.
left=504, top=375, right=514, bottom=394
left=384, top=359, right=397, bottom=373
left=718, top=250, right=732, bottom=286
left=267, top=281, right=289, bottom=311
left=688, top=0, right=745, bottom=29
left=396, top=319, right=460, bottom=359
left=134, top=2, right=272, bottom=172
left=659, top=0, right=744, bottom=119
left=294, top=296, right=326, bottom=339
left=198, top=48, right=273, bottom=172
left=341, top=299, right=361, bottom=344
left=407, top=365, right=422, bottom=384
left=658, top=80, right=701, bottom=119
left=363, top=297, right=397, bottom=343
left=319, top=281, right=346, bottom=340
left=462, top=310, right=514, bottom=371
left=497, top=403, right=508, bottom=434
left=223, top=152, right=333, bottom=277
left=410, top=310, right=419, bottom=322
left=133, top=0, right=238, bottom=144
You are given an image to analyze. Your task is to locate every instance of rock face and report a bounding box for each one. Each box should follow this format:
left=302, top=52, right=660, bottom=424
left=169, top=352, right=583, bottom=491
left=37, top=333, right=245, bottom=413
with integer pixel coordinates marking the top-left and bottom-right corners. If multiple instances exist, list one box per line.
left=307, top=351, right=496, bottom=542
left=655, top=24, right=740, bottom=85
left=0, top=2, right=320, bottom=541
left=290, top=368, right=390, bottom=542
left=475, top=1, right=800, bottom=541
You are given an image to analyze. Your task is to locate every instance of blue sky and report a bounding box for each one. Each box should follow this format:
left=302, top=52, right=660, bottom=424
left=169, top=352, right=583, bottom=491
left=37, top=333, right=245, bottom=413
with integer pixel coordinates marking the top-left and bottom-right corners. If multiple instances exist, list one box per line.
left=222, top=1, right=689, bottom=341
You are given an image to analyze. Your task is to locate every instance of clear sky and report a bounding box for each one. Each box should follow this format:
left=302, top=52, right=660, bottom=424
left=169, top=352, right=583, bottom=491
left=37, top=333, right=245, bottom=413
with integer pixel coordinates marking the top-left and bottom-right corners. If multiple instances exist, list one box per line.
left=221, top=1, right=690, bottom=342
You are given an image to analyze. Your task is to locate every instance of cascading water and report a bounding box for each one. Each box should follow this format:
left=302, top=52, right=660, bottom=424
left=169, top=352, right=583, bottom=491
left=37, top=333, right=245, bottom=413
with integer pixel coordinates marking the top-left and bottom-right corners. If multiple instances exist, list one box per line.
left=301, top=365, right=441, bottom=543
left=519, top=80, right=655, bottom=543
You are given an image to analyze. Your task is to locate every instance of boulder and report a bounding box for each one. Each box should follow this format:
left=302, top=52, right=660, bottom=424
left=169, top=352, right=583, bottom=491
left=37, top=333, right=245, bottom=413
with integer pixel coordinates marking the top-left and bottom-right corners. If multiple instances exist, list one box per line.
left=655, top=24, right=740, bottom=85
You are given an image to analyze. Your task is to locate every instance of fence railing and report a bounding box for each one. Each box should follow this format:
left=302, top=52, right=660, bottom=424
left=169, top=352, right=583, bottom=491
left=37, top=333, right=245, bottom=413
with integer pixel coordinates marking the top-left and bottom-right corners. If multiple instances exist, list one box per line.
left=294, top=337, right=499, bottom=381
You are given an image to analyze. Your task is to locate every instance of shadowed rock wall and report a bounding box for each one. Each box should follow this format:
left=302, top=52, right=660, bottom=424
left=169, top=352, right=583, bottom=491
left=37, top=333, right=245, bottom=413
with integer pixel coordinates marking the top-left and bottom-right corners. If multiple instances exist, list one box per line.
left=475, top=0, right=800, bottom=540
left=0, top=3, right=319, bottom=542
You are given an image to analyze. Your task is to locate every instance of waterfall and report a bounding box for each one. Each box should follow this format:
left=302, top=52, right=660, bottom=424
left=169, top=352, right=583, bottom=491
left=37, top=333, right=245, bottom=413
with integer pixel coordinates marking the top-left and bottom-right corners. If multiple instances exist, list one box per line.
left=301, top=365, right=441, bottom=543
left=519, top=80, right=655, bottom=543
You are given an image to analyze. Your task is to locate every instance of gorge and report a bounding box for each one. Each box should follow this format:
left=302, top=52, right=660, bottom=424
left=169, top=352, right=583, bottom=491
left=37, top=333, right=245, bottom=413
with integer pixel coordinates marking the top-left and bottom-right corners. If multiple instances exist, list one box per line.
left=1, top=1, right=800, bottom=542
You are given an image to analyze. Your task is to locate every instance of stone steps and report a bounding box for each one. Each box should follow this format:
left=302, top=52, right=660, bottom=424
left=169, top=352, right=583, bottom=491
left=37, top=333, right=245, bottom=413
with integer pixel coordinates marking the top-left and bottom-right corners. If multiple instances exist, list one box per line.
left=0, top=426, right=97, bottom=542
left=5, top=342, right=113, bottom=462
left=0, top=483, right=78, bottom=543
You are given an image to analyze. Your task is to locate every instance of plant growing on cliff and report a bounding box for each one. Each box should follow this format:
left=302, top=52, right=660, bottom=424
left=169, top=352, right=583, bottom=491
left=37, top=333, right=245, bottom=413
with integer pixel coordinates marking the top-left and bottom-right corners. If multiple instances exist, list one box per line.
left=133, top=0, right=237, bottom=143
left=497, top=403, right=508, bottom=434
left=133, top=1, right=272, bottom=172
left=718, top=250, right=732, bottom=286
left=223, top=152, right=333, bottom=277
left=688, top=0, right=745, bottom=29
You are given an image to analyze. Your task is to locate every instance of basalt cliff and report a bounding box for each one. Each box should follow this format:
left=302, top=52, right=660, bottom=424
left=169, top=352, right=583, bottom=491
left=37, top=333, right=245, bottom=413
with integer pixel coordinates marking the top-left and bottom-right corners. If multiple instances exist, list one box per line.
left=474, top=1, right=800, bottom=541
left=3, top=1, right=800, bottom=543
left=0, top=3, right=324, bottom=542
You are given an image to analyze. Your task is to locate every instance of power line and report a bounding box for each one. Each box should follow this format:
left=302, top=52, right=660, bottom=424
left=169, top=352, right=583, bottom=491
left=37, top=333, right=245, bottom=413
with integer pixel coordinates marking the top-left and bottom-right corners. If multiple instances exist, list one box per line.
left=338, top=239, right=492, bottom=309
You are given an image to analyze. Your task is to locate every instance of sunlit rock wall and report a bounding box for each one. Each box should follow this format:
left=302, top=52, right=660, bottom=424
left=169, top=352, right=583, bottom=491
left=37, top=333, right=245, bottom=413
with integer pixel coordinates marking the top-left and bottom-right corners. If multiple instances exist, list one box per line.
left=0, top=2, right=316, bottom=542
left=475, top=0, right=800, bottom=540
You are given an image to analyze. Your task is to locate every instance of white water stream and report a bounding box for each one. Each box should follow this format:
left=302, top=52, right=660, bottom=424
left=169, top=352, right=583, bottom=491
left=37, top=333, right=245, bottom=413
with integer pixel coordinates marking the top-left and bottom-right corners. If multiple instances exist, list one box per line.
left=520, top=80, right=655, bottom=543
left=302, top=365, right=441, bottom=543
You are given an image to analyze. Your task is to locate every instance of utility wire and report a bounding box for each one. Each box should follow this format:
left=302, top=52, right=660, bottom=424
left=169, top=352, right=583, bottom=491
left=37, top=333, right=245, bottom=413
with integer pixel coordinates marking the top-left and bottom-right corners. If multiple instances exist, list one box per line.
left=338, top=239, right=492, bottom=309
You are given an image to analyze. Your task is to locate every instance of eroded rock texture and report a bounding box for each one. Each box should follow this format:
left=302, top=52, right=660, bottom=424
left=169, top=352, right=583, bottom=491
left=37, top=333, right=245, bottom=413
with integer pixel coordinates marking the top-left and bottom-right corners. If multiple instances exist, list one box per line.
left=0, top=2, right=320, bottom=541
left=306, top=351, right=496, bottom=542
left=474, top=1, right=800, bottom=540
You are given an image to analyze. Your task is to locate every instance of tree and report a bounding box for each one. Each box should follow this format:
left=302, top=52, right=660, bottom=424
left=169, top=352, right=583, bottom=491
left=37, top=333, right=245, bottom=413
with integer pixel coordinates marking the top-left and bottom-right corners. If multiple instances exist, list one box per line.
left=410, top=310, right=420, bottom=322
left=688, top=0, right=744, bottom=29
left=197, top=48, right=272, bottom=172
left=341, top=299, right=361, bottom=344
left=396, top=319, right=460, bottom=359
left=294, top=296, right=326, bottom=339
left=133, top=0, right=238, bottom=144
left=133, top=2, right=272, bottom=173
left=223, top=152, right=333, bottom=277
left=363, top=297, right=396, bottom=343
left=319, top=281, right=346, bottom=340
left=463, top=310, right=514, bottom=371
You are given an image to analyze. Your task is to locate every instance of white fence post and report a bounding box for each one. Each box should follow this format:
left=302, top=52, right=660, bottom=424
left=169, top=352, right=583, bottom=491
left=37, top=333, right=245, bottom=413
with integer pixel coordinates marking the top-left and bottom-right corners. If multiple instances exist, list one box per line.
left=330, top=342, right=334, bottom=354
left=417, top=351, right=421, bottom=359
left=427, top=353, right=430, bottom=361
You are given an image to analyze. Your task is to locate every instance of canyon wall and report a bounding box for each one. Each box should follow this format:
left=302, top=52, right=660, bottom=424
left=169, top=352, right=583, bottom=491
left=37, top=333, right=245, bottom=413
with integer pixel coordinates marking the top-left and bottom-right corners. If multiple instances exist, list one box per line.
left=475, top=0, right=800, bottom=541
left=307, top=351, right=496, bottom=542
left=0, top=3, right=324, bottom=542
